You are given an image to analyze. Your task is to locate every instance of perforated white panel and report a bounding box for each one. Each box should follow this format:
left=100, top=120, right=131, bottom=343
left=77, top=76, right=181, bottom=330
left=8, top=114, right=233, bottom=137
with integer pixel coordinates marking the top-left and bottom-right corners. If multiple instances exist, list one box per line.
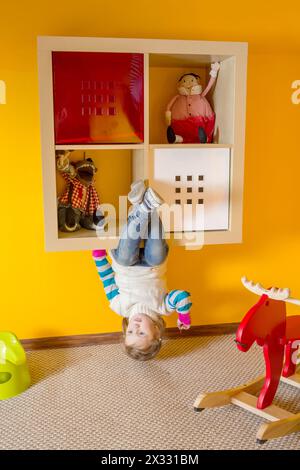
left=152, top=148, right=230, bottom=232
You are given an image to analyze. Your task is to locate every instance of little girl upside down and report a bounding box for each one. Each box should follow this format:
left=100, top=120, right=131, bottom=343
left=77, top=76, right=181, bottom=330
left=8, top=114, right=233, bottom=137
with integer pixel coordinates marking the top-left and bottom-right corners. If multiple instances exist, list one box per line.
left=93, top=182, right=192, bottom=361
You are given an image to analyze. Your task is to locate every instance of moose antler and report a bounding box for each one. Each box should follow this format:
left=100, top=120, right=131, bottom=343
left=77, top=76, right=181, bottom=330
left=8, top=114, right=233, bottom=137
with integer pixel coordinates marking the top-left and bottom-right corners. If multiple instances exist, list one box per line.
left=241, top=276, right=300, bottom=305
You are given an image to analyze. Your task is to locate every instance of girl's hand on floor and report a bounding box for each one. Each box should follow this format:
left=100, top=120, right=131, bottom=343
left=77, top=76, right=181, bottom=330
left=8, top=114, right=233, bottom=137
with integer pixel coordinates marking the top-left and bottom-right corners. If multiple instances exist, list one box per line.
left=177, top=313, right=191, bottom=330
left=92, top=249, right=107, bottom=258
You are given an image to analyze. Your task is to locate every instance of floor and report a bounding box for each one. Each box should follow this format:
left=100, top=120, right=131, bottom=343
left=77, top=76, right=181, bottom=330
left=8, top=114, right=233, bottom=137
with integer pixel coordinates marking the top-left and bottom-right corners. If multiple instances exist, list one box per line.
left=1, top=335, right=300, bottom=450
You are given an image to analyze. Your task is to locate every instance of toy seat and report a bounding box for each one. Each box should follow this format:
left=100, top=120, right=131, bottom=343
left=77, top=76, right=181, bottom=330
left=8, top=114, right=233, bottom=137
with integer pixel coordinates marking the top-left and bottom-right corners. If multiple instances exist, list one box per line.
left=286, top=316, right=300, bottom=341
left=0, top=332, right=30, bottom=400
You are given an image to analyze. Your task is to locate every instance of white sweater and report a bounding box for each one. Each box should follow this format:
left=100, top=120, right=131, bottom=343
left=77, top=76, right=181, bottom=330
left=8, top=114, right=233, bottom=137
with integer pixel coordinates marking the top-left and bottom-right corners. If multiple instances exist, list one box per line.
left=93, top=252, right=191, bottom=321
left=109, top=252, right=170, bottom=319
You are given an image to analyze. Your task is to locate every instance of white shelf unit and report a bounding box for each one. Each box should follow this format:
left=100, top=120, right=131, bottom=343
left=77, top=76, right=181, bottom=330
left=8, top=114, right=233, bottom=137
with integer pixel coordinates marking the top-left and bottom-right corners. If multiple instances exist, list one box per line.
left=38, top=36, right=247, bottom=251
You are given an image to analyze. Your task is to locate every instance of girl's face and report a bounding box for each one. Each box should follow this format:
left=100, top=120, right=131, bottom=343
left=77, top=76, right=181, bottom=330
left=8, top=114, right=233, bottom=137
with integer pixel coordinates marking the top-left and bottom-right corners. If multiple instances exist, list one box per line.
left=125, top=314, right=159, bottom=350
left=179, top=74, right=199, bottom=90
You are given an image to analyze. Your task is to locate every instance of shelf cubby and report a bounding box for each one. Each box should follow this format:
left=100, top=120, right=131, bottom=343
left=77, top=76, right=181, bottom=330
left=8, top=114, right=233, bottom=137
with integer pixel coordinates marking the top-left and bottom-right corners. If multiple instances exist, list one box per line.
left=149, top=53, right=235, bottom=146
left=53, top=147, right=144, bottom=251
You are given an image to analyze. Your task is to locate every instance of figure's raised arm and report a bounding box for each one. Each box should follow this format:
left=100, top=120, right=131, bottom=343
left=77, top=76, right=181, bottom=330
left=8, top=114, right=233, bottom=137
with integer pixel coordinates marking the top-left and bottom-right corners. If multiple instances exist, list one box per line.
left=201, top=62, right=220, bottom=97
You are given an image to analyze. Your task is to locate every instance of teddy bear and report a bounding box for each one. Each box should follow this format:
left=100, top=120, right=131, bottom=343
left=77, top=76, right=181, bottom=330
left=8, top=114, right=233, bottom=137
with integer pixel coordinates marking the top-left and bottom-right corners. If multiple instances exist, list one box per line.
left=165, top=62, right=220, bottom=144
left=56, top=151, right=105, bottom=232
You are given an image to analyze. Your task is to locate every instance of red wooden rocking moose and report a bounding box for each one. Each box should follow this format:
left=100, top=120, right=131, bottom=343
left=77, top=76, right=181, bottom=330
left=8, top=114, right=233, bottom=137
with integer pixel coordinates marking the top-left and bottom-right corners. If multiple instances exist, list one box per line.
left=194, top=277, right=300, bottom=443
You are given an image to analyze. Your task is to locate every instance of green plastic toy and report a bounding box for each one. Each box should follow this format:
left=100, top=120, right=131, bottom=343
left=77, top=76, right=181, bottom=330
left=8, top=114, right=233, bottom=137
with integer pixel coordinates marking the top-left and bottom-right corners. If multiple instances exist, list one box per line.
left=0, top=332, right=31, bottom=400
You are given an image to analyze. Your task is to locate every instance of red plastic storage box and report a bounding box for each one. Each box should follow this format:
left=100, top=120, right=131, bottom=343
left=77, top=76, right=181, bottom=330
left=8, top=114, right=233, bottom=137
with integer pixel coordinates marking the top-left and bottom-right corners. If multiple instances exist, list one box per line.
left=52, top=51, right=144, bottom=144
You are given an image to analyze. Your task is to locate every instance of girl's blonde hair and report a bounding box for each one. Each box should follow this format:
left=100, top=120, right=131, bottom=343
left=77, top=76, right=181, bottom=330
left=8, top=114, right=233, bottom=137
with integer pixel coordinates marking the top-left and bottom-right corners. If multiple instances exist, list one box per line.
left=122, top=316, right=166, bottom=361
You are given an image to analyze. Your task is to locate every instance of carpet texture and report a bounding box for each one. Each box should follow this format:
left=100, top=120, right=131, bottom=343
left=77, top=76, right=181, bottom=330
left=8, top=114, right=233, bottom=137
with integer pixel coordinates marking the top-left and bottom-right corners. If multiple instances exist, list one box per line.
left=0, top=335, right=300, bottom=450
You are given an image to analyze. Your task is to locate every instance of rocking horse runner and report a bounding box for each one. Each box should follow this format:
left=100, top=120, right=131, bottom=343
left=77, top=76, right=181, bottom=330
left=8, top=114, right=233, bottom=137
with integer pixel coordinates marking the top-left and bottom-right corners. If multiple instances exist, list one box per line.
left=194, top=277, right=300, bottom=443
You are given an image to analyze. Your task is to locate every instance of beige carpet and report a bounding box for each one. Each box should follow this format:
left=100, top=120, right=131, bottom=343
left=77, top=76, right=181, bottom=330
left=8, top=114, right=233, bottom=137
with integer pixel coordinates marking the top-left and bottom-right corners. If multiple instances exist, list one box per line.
left=1, top=334, right=300, bottom=450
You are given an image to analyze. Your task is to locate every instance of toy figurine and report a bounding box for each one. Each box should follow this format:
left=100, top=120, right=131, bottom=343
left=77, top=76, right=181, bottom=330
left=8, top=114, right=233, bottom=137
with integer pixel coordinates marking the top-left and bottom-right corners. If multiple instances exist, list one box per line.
left=56, top=151, right=105, bottom=232
left=165, top=63, right=220, bottom=144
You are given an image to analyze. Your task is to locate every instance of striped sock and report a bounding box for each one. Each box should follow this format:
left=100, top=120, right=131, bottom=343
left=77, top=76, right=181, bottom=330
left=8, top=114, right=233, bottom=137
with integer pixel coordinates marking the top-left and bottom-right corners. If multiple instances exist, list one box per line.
left=93, top=255, right=119, bottom=301
left=165, top=290, right=192, bottom=313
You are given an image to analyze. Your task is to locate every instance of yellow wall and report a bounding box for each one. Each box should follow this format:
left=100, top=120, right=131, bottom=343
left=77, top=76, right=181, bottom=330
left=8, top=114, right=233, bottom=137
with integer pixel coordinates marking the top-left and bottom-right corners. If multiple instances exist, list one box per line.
left=1, top=1, right=300, bottom=339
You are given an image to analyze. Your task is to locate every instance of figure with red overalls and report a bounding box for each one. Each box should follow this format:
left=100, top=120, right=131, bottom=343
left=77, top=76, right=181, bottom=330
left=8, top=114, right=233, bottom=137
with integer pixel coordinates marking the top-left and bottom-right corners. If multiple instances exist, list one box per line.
left=166, top=62, right=220, bottom=144
left=56, top=151, right=105, bottom=232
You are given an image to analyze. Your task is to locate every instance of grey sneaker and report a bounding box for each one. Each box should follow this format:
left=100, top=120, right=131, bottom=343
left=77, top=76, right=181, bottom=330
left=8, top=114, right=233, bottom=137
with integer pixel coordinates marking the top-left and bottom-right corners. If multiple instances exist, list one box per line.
left=128, top=180, right=146, bottom=205
left=141, top=187, right=164, bottom=212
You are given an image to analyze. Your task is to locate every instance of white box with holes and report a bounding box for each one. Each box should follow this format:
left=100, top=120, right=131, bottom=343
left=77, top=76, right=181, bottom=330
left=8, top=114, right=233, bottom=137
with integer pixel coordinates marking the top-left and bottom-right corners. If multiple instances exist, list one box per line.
left=151, top=148, right=230, bottom=232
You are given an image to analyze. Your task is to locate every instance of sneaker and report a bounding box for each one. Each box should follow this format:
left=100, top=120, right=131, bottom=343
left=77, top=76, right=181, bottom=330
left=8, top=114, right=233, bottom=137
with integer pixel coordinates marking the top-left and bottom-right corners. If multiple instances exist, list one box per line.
left=128, top=180, right=146, bottom=205
left=141, top=187, right=164, bottom=212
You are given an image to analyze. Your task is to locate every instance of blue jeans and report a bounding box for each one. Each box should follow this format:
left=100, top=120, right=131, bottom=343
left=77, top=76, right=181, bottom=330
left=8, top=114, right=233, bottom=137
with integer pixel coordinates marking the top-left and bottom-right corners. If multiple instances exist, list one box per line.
left=112, top=205, right=169, bottom=267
